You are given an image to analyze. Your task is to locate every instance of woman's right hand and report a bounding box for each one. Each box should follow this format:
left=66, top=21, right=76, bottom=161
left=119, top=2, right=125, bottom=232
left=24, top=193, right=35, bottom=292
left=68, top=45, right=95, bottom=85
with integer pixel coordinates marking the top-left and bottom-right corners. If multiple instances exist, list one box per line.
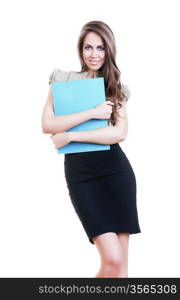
left=92, top=100, right=114, bottom=119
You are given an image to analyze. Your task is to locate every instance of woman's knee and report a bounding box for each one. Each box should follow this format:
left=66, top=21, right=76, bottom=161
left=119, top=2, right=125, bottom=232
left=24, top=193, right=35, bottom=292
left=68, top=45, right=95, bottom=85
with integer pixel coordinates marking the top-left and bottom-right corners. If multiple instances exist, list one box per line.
left=103, top=254, right=123, bottom=273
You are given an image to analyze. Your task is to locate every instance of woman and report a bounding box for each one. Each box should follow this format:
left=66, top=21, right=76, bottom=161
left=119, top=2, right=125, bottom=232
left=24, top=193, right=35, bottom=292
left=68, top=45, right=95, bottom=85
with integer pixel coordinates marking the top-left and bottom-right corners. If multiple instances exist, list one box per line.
left=41, top=20, right=141, bottom=278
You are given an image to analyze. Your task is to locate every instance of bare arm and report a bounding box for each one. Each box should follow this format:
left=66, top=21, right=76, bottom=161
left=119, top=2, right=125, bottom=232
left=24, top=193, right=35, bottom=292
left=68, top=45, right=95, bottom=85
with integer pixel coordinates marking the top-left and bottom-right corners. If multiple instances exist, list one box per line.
left=51, top=102, right=128, bottom=148
left=68, top=118, right=128, bottom=145
left=67, top=101, right=128, bottom=144
left=41, top=86, right=96, bottom=134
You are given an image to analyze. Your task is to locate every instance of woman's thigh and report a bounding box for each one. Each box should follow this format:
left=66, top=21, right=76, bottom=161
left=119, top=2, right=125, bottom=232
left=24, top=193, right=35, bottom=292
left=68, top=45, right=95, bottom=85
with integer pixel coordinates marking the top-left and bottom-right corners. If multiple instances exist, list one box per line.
left=92, top=232, right=124, bottom=265
left=117, top=233, right=130, bottom=262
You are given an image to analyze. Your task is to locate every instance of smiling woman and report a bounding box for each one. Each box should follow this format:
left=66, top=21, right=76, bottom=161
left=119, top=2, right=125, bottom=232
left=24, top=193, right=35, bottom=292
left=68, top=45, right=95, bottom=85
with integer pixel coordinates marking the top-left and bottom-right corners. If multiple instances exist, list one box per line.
left=42, top=20, right=141, bottom=278
left=77, top=21, right=130, bottom=127
left=82, top=32, right=106, bottom=74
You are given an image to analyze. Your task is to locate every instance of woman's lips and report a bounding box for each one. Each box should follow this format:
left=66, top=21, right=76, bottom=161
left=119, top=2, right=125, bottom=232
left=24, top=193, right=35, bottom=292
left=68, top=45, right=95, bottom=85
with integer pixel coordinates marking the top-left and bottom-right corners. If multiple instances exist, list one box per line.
left=89, top=60, right=100, bottom=65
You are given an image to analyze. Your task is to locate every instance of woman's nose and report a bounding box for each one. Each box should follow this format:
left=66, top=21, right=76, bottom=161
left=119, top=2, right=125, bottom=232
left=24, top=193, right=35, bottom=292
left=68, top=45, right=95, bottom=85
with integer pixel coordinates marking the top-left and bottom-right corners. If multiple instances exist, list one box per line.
left=90, top=49, right=98, bottom=58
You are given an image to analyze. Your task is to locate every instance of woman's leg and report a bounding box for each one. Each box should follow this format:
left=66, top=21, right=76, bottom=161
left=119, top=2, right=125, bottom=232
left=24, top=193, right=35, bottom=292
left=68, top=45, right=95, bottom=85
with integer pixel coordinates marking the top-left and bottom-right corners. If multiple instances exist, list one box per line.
left=92, top=232, right=124, bottom=278
left=117, top=233, right=130, bottom=277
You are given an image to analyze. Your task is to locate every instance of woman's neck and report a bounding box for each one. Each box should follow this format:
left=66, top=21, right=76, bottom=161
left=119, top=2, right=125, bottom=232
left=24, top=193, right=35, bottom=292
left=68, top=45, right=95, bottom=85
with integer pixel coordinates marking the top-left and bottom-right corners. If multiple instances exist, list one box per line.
left=85, top=70, right=97, bottom=78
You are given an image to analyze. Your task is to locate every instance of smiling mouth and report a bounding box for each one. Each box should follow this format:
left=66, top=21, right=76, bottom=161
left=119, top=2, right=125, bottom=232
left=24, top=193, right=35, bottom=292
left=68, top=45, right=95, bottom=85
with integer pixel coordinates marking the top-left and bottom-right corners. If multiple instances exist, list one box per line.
left=89, top=61, right=100, bottom=65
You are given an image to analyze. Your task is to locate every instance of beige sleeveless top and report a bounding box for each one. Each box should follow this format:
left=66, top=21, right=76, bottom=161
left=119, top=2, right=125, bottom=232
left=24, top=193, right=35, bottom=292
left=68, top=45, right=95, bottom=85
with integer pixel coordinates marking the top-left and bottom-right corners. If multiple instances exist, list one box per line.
left=49, top=68, right=131, bottom=99
left=49, top=68, right=95, bottom=85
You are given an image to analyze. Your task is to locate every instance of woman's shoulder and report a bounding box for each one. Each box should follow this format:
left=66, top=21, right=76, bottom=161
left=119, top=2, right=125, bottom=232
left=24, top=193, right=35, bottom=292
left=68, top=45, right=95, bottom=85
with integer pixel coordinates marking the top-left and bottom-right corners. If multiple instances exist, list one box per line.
left=49, top=68, right=70, bottom=84
left=121, top=83, right=131, bottom=100
left=49, top=68, right=86, bottom=84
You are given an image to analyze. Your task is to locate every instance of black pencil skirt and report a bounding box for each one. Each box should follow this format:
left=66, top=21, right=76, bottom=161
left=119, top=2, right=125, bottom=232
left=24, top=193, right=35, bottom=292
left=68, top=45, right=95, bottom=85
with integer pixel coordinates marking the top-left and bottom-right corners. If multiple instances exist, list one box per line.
left=64, top=143, right=141, bottom=244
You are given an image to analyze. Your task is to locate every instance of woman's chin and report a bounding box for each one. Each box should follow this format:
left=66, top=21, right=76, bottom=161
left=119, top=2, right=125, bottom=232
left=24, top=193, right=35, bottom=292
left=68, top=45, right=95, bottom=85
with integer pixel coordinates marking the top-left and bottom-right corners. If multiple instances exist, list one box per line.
left=87, top=65, right=101, bottom=71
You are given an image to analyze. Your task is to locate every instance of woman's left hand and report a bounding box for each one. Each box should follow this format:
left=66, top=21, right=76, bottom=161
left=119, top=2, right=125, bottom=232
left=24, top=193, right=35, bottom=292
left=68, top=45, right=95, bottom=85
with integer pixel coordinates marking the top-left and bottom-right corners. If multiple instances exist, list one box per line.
left=50, top=132, right=71, bottom=149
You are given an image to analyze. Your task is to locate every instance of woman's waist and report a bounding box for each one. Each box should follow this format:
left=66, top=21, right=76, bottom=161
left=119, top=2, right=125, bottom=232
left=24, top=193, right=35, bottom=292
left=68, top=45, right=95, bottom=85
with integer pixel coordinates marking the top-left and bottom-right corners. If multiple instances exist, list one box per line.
left=64, top=143, right=123, bottom=164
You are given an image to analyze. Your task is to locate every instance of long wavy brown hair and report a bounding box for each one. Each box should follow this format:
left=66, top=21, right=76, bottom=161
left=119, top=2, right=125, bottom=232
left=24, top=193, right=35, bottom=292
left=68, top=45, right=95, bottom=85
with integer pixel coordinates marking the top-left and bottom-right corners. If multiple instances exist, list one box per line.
left=77, top=20, right=129, bottom=126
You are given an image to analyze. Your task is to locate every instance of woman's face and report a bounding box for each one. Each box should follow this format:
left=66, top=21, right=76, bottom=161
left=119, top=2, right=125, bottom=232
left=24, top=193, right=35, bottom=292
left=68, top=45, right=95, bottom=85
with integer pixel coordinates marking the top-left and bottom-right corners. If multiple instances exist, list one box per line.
left=82, top=31, right=105, bottom=73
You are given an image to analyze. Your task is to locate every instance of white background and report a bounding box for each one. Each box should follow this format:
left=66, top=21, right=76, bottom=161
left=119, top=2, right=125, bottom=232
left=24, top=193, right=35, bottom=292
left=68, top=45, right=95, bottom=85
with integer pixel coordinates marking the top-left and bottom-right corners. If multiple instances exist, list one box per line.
left=0, top=0, right=180, bottom=277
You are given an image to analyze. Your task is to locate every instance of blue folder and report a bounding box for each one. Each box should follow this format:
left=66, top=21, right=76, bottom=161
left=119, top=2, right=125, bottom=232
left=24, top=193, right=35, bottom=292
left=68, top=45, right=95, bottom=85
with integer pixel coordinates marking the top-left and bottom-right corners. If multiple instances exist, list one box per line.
left=51, top=77, right=110, bottom=154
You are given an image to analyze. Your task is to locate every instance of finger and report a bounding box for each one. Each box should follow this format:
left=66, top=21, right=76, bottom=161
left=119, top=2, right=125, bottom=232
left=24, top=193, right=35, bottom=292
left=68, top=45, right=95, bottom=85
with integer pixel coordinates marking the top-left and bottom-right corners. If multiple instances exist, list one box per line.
left=106, top=101, right=114, bottom=105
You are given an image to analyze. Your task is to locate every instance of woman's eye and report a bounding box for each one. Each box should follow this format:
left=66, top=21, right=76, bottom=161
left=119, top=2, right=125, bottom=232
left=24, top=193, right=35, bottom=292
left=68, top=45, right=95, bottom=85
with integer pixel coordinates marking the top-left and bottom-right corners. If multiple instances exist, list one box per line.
left=84, top=46, right=105, bottom=51
left=98, top=46, right=105, bottom=51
